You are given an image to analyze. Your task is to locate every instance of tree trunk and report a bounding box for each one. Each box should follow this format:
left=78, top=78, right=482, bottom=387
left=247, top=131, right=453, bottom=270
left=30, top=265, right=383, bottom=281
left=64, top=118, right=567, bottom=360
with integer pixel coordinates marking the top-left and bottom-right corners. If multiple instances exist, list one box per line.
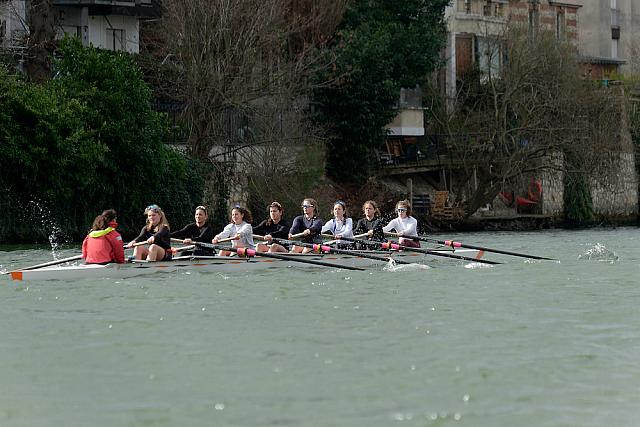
left=25, top=0, right=56, bottom=82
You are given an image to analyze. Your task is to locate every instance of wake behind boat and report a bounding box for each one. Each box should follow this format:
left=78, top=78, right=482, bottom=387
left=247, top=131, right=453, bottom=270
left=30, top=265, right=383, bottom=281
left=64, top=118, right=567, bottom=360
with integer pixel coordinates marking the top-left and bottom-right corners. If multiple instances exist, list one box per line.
left=7, top=248, right=484, bottom=282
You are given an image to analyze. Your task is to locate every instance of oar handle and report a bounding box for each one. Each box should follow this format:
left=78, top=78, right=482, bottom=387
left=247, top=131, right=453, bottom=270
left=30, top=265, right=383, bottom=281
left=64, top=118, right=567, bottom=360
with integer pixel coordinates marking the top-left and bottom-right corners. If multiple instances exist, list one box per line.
left=289, top=231, right=307, bottom=239
left=126, top=241, right=152, bottom=249
left=213, top=236, right=237, bottom=244
left=170, top=237, right=193, bottom=244
left=171, top=245, right=196, bottom=254
left=321, top=233, right=369, bottom=239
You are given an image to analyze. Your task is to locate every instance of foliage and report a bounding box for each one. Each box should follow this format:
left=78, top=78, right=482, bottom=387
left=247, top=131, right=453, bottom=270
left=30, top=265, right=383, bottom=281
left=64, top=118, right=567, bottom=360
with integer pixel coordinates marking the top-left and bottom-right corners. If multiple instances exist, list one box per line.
left=563, top=174, right=594, bottom=227
left=312, top=0, right=448, bottom=180
left=0, top=39, right=202, bottom=242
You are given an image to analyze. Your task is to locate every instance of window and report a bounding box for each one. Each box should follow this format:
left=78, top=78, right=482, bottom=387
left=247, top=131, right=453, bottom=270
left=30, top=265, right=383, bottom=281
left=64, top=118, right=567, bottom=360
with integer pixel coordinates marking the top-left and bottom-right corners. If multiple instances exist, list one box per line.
left=556, top=9, right=565, bottom=40
left=612, top=38, right=618, bottom=59
left=476, top=36, right=501, bottom=81
left=106, top=28, right=125, bottom=51
left=0, top=20, right=5, bottom=44
left=528, top=2, right=539, bottom=38
left=483, top=1, right=492, bottom=16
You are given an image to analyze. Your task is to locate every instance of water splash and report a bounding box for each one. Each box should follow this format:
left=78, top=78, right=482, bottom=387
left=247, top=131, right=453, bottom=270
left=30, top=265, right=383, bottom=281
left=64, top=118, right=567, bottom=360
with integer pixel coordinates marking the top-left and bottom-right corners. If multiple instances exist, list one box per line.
left=578, top=243, right=619, bottom=262
left=464, top=262, right=493, bottom=269
left=383, top=260, right=430, bottom=272
left=21, top=199, right=70, bottom=259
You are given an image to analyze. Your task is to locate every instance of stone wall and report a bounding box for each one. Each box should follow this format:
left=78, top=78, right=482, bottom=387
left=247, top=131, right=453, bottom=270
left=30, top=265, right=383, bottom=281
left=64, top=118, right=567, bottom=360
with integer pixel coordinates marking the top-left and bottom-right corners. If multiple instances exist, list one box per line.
left=541, top=152, right=564, bottom=217
left=590, top=152, right=638, bottom=218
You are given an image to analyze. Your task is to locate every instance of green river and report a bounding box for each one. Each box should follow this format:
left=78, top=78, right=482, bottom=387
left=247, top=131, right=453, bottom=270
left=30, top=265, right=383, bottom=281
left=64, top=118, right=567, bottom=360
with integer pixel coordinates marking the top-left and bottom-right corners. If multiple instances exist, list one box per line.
left=0, top=228, right=638, bottom=426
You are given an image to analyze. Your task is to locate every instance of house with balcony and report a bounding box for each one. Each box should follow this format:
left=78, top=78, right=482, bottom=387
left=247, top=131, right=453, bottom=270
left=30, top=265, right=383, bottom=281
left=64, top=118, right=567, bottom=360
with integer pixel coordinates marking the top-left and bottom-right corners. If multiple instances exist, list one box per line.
left=0, top=0, right=159, bottom=55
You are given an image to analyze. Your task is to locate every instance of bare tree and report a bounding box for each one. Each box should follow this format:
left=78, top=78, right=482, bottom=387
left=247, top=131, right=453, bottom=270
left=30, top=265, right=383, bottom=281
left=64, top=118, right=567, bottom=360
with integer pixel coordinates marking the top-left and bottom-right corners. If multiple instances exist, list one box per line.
left=147, top=0, right=347, bottom=159
left=426, top=26, right=624, bottom=217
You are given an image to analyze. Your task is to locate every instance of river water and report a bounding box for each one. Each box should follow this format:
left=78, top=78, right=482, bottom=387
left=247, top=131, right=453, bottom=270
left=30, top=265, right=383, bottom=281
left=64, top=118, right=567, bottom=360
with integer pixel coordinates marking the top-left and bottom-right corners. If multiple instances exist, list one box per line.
left=0, top=228, right=638, bottom=427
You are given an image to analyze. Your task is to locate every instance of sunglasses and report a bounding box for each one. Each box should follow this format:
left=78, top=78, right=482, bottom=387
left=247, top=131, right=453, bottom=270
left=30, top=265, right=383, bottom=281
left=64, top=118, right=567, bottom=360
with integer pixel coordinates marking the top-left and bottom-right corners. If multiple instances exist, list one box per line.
left=302, top=204, right=314, bottom=208
left=397, top=208, right=407, bottom=212
left=146, top=204, right=161, bottom=213
left=196, top=205, right=207, bottom=214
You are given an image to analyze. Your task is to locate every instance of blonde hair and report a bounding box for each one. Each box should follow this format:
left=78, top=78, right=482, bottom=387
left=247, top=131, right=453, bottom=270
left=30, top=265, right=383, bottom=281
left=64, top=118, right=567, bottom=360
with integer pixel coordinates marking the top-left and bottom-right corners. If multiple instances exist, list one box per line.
left=145, top=204, right=170, bottom=232
left=302, top=198, right=318, bottom=217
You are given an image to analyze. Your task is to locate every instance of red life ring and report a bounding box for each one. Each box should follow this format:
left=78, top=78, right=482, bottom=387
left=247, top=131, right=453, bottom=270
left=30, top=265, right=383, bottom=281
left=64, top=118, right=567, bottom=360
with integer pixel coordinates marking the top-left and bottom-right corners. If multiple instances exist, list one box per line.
left=528, top=179, right=542, bottom=201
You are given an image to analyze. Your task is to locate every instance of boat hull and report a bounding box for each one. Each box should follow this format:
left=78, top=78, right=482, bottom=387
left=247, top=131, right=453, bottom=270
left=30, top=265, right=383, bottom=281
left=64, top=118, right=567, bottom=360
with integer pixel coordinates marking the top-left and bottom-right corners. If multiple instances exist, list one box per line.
left=7, top=249, right=483, bottom=282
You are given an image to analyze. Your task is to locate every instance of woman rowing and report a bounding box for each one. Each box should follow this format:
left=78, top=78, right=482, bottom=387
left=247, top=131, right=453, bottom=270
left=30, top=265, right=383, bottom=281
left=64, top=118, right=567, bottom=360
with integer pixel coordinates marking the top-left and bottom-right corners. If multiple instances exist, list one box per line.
left=382, top=199, right=420, bottom=248
left=289, top=198, right=323, bottom=253
left=127, top=204, right=172, bottom=261
left=254, top=201, right=289, bottom=253
left=82, top=209, right=125, bottom=264
left=170, top=205, right=214, bottom=255
left=321, top=200, right=353, bottom=248
left=213, top=205, right=255, bottom=256
left=353, top=200, right=385, bottom=249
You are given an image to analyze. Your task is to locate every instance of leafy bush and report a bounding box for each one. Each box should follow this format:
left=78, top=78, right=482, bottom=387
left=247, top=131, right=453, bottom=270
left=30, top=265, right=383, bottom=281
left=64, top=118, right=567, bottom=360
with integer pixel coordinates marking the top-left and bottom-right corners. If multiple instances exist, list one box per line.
left=0, top=39, right=202, bottom=242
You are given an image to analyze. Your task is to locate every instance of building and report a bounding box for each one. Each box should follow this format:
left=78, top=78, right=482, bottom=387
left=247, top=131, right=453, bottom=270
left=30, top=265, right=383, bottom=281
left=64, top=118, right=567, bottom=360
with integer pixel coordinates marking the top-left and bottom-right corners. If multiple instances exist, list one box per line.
left=0, top=0, right=159, bottom=55
left=572, top=0, right=640, bottom=78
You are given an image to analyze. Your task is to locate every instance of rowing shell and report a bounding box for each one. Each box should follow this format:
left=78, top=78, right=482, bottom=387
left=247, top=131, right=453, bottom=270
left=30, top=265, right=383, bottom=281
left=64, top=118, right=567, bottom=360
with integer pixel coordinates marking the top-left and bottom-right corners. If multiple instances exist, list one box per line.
left=7, top=249, right=484, bottom=282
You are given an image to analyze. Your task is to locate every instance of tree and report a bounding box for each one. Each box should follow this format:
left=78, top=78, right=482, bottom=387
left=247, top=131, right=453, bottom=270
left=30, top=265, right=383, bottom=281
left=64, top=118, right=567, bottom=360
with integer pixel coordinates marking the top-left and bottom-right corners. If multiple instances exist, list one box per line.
left=312, top=0, right=448, bottom=180
left=0, top=39, right=201, bottom=241
left=25, top=0, right=56, bottom=82
left=425, top=26, right=624, bottom=219
left=144, top=0, right=347, bottom=159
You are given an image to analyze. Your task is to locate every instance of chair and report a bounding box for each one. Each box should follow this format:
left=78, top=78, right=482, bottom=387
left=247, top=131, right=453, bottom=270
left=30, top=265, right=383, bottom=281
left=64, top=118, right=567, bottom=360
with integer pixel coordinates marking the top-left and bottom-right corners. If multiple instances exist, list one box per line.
left=431, top=191, right=454, bottom=219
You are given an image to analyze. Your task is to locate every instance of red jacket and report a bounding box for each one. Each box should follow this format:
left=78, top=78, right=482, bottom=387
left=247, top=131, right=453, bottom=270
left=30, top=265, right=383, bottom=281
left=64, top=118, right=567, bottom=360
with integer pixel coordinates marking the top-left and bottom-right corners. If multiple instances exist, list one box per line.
left=82, top=227, right=125, bottom=264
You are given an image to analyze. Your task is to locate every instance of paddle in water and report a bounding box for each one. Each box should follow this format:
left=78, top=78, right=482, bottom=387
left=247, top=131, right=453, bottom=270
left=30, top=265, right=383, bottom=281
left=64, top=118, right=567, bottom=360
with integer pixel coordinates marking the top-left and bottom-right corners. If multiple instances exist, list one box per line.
left=384, top=232, right=555, bottom=261
left=275, top=239, right=417, bottom=266
left=338, top=236, right=501, bottom=265
left=8, top=254, right=83, bottom=272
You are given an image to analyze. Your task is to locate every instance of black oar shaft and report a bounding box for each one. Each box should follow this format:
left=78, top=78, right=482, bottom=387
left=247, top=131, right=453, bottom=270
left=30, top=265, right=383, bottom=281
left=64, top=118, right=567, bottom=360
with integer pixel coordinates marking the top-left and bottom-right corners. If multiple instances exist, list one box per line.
left=195, top=242, right=364, bottom=271
left=337, top=236, right=500, bottom=265
left=385, top=232, right=555, bottom=261
left=281, top=240, right=414, bottom=265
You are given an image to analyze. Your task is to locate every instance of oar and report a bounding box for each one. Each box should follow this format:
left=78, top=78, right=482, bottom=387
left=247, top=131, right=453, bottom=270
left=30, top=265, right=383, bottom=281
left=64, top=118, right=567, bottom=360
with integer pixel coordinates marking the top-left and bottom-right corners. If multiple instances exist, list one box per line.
left=384, top=232, right=555, bottom=261
left=321, top=233, right=368, bottom=246
left=8, top=254, right=83, bottom=272
left=339, top=236, right=501, bottom=265
left=290, top=231, right=307, bottom=239
left=125, top=241, right=153, bottom=249
left=276, top=239, right=416, bottom=265
left=194, top=242, right=364, bottom=271
left=171, top=245, right=196, bottom=254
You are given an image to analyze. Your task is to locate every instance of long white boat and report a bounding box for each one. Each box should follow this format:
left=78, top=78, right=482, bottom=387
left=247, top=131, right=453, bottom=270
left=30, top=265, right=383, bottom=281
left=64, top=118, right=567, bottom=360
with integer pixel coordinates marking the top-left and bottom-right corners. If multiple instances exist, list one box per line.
left=6, top=248, right=486, bottom=282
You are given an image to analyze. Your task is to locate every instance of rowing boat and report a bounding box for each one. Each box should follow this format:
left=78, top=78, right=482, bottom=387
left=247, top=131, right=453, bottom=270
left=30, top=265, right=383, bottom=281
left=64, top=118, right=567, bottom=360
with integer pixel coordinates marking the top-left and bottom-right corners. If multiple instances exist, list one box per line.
left=7, top=248, right=484, bottom=282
